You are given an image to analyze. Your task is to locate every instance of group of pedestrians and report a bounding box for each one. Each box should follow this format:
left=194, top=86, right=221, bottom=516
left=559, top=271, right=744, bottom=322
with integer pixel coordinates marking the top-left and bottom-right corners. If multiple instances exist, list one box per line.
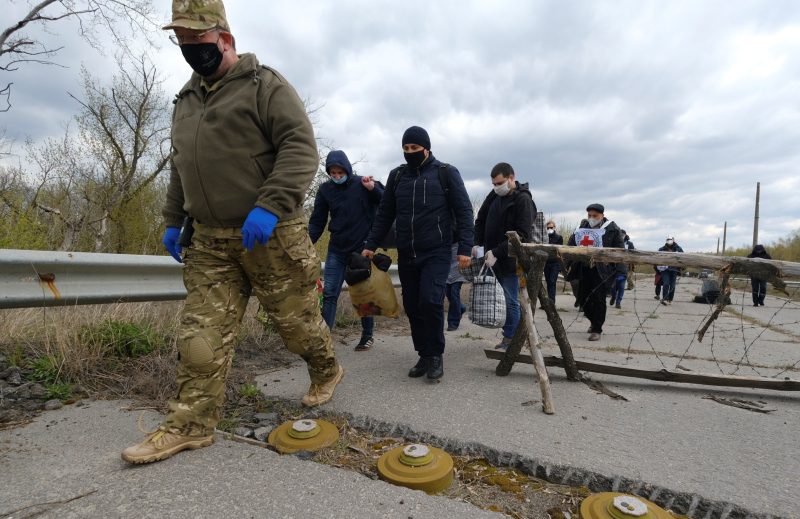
left=129, top=0, right=771, bottom=468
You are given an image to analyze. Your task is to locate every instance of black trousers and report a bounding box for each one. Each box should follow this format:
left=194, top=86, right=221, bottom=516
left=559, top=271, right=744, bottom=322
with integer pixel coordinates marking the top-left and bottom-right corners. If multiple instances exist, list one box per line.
left=398, top=247, right=451, bottom=357
left=579, top=267, right=607, bottom=333
left=751, top=278, right=767, bottom=305
left=544, top=262, right=561, bottom=301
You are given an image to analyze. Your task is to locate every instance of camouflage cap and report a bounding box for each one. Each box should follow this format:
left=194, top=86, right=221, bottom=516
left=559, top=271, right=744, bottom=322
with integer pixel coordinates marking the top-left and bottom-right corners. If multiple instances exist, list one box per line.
left=162, top=0, right=230, bottom=32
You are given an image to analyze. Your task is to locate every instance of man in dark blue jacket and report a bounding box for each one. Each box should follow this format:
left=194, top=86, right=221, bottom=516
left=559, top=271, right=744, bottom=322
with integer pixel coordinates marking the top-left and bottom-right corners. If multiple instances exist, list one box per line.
left=363, top=126, right=473, bottom=380
left=309, top=150, right=384, bottom=350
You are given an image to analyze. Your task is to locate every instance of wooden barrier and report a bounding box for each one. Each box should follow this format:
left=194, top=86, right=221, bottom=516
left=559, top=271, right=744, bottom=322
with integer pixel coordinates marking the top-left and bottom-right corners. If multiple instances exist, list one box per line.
left=488, top=232, right=800, bottom=393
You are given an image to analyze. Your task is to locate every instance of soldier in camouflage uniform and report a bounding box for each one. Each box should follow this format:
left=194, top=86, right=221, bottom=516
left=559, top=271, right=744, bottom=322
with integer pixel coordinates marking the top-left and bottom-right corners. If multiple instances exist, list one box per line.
left=122, top=0, right=343, bottom=464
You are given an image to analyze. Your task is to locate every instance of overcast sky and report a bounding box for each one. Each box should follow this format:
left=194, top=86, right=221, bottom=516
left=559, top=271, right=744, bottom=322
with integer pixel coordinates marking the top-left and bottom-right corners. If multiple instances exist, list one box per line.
left=2, top=0, right=799, bottom=252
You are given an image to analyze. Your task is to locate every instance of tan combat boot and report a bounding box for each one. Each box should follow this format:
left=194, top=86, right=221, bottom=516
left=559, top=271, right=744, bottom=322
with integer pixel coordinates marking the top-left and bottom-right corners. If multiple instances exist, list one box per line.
left=301, top=363, right=344, bottom=408
left=122, top=428, right=214, bottom=464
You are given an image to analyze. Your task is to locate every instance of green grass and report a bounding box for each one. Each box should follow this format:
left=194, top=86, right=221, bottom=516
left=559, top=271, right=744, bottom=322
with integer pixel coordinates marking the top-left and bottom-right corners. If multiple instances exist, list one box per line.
left=335, top=312, right=360, bottom=328
left=44, top=382, right=72, bottom=401
left=457, top=332, right=482, bottom=340
left=238, top=382, right=260, bottom=399
left=79, top=320, right=165, bottom=358
left=30, top=355, right=60, bottom=383
left=6, top=345, right=25, bottom=367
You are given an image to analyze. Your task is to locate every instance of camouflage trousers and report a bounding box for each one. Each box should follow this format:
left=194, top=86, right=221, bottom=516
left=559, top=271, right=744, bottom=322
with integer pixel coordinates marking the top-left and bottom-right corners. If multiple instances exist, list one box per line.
left=163, top=218, right=337, bottom=437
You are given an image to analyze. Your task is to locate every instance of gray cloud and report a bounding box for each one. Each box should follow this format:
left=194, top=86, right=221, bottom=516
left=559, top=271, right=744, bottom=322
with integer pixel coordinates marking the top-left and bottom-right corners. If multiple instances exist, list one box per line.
left=2, top=0, right=799, bottom=252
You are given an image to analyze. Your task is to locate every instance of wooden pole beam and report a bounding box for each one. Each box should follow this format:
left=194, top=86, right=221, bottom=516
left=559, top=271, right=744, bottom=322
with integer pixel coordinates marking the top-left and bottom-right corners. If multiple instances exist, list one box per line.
left=518, top=243, right=800, bottom=288
left=483, top=350, right=800, bottom=392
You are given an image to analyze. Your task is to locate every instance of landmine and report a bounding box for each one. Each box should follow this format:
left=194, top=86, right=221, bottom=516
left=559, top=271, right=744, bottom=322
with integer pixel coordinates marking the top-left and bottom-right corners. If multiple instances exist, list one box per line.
left=267, top=419, right=339, bottom=454
left=377, top=443, right=455, bottom=494
left=581, top=493, right=672, bottom=519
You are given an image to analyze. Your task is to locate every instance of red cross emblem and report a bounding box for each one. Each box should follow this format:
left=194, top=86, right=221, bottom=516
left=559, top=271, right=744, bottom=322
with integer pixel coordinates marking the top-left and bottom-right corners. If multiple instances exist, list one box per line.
left=579, top=234, right=595, bottom=247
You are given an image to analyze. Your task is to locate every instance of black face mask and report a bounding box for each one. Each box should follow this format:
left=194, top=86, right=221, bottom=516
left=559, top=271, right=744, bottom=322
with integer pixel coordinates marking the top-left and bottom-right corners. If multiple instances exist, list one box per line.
left=180, top=42, right=223, bottom=77
left=404, top=150, right=427, bottom=169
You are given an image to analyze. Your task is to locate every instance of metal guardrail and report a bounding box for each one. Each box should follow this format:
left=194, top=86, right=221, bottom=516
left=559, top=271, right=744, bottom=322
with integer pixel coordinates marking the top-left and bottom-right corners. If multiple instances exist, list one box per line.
left=0, top=249, right=400, bottom=310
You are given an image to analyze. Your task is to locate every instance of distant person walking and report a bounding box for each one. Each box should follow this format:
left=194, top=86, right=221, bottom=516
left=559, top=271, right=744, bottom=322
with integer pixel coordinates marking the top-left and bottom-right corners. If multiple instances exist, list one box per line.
left=608, top=228, right=631, bottom=308
left=543, top=220, right=563, bottom=303
left=747, top=244, right=771, bottom=306
left=445, top=244, right=467, bottom=331
left=654, top=268, right=663, bottom=300
left=657, top=236, right=684, bottom=305
left=622, top=230, right=636, bottom=290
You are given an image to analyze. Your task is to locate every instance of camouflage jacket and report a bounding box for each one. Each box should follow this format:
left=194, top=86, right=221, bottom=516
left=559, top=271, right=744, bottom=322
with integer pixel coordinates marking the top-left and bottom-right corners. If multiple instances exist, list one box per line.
left=163, top=53, right=318, bottom=228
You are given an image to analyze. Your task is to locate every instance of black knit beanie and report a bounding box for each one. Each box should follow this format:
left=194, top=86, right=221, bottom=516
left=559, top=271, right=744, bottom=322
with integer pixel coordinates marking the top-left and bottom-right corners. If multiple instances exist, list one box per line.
left=402, top=126, right=431, bottom=150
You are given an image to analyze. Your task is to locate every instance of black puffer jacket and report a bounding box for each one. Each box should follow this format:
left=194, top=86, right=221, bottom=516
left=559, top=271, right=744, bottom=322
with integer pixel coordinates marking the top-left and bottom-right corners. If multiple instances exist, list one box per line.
left=365, top=155, right=474, bottom=257
left=747, top=245, right=772, bottom=281
left=566, top=218, right=626, bottom=284
left=474, top=182, right=536, bottom=275
left=546, top=231, right=564, bottom=266
left=658, top=242, right=684, bottom=273
left=747, top=245, right=771, bottom=260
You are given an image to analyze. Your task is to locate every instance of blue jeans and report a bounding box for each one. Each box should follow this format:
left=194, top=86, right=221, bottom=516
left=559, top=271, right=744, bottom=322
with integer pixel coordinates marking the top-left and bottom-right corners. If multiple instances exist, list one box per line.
left=543, top=262, right=560, bottom=302
left=609, top=275, right=626, bottom=303
left=321, top=249, right=374, bottom=337
left=496, top=273, right=521, bottom=339
left=445, top=282, right=466, bottom=328
left=660, top=270, right=677, bottom=301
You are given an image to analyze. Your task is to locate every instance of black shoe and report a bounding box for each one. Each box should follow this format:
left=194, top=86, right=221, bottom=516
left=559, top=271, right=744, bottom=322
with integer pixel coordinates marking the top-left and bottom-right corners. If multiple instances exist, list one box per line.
left=354, top=336, right=374, bottom=351
left=615, top=303, right=621, bottom=309
left=446, top=324, right=458, bottom=331
left=427, top=356, right=443, bottom=380
left=408, top=357, right=429, bottom=378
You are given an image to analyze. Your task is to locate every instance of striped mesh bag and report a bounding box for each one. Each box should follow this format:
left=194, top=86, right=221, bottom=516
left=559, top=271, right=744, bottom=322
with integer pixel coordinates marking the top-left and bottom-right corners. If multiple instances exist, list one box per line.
left=468, top=265, right=506, bottom=329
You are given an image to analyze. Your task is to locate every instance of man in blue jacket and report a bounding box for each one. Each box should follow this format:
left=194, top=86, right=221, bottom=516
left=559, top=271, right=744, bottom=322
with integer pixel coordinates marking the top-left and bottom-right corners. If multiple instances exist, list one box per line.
left=362, top=126, right=473, bottom=380
left=309, top=150, right=384, bottom=350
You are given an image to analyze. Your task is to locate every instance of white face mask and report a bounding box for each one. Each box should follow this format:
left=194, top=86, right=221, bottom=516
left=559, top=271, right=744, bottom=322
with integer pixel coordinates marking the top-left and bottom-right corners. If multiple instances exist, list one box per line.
left=547, top=228, right=555, bottom=235
left=493, top=181, right=511, bottom=197
left=587, top=217, right=601, bottom=227
left=666, top=240, right=674, bottom=246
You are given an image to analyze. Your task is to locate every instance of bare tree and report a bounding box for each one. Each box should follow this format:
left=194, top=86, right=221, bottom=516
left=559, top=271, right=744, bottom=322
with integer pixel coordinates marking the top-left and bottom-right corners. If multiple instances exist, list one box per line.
left=0, top=53, right=170, bottom=252
left=70, top=53, right=170, bottom=251
left=0, top=0, right=156, bottom=111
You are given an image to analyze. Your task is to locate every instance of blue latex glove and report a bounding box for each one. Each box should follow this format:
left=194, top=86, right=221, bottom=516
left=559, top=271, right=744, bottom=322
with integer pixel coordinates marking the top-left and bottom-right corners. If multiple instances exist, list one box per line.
left=616, top=274, right=627, bottom=281
left=242, top=207, right=279, bottom=250
left=162, top=227, right=183, bottom=263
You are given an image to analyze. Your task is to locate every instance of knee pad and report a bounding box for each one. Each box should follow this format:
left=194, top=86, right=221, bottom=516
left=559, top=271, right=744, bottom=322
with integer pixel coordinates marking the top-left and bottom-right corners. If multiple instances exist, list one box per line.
left=179, top=331, right=222, bottom=374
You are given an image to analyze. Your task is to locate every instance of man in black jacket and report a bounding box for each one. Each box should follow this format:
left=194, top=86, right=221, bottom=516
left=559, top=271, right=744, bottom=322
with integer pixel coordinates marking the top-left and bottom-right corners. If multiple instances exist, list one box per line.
left=309, top=150, right=384, bottom=351
left=544, top=219, right=563, bottom=303
left=363, top=126, right=473, bottom=380
left=657, top=236, right=684, bottom=305
left=474, top=162, right=535, bottom=350
left=747, top=244, right=771, bottom=306
left=566, top=203, right=625, bottom=341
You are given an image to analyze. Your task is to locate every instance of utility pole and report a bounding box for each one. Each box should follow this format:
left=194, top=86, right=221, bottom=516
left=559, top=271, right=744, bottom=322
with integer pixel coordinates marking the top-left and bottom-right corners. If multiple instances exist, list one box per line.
left=752, top=181, right=760, bottom=247
left=722, top=221, right=727, bottom=255
left=716, top=237, right=720, bottom=255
